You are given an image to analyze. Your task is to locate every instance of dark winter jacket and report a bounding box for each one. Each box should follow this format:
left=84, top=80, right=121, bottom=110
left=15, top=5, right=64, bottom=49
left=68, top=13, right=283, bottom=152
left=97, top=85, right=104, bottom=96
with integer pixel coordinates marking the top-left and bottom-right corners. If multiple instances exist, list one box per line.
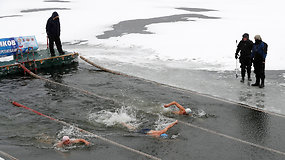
left=46, top=12, right=60, bottom=37
left=235, top=39, right=254, bottom=59
left=251, top=40, right=267, bottom=63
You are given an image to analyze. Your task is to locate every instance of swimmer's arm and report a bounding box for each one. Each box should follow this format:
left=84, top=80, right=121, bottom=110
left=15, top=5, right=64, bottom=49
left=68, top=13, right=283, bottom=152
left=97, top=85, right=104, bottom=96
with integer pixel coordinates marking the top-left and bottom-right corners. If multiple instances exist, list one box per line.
left=164, top=101, right=177, bottom=108
left=148, top=120, right=178, bottom=137
left=173, top=103, right=186, bottom=113
left=164, top=120, right=178, bottom=131
left=72, top=139, right=90, bottom=146
left=164, top=101, right=186, bottom=114
left=147, top=130, right=162, bottom=137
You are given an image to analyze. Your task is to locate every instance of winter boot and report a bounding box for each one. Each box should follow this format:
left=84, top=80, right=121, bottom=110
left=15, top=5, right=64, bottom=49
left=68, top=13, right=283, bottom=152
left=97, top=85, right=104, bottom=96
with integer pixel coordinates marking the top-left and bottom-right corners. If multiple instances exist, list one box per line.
left=251, top=77, right=260, bottom=86
left=259, top=79, right=265, bottom=88
left=240, top=77, right=245, bottom=83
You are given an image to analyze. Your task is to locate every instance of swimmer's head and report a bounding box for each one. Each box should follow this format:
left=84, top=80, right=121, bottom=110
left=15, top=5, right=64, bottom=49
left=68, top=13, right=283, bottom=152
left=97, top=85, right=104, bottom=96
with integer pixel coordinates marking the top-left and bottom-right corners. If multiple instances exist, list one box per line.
left=62, top=136, right=70, bottom=144
left=160, top=133, right=168, bottom=138
left=185, top=108, right=192, bottom=114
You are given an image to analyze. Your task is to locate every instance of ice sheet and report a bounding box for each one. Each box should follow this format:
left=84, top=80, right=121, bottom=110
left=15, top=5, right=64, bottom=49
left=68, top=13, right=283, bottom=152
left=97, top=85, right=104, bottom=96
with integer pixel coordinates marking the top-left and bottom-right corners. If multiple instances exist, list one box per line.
left=1, top=0, right=284, bottom=70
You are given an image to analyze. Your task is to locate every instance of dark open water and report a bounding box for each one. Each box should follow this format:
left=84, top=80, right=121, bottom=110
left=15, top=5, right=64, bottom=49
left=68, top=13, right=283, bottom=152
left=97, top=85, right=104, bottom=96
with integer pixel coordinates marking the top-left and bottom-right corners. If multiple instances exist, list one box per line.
left=1, top=62, right=285, bottom=160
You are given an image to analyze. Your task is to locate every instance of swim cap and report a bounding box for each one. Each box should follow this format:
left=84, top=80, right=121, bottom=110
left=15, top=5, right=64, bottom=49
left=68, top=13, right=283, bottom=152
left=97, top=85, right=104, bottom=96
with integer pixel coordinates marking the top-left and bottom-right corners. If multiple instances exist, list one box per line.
left=62, top=136, right=70, bottom=142
left=185, top=108, right=192, bottom=114
left=160, top=133, right=168, bottom=138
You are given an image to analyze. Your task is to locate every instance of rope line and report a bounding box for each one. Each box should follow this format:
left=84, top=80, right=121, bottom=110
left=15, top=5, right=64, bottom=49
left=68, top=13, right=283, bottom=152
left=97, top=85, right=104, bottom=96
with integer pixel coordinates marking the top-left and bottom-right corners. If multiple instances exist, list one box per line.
left=79, top=56, right=285, bottom=119
left=80, top=56, right=126, bottom=76
left=11, top=101, right=161, bottom=160
left=19, top=64, right=116, bottom=103
left=0, top=150, right=19, bottom=160
left=180, top=121, right=285, bottom=156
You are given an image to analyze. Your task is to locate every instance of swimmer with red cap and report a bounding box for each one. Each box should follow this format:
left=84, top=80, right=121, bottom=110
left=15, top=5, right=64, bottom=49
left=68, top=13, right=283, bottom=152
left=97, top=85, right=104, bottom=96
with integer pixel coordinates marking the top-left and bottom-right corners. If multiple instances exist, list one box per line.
left=56, top=136, right=90, bottom=148
left=164, top=101, right=192, bottom=115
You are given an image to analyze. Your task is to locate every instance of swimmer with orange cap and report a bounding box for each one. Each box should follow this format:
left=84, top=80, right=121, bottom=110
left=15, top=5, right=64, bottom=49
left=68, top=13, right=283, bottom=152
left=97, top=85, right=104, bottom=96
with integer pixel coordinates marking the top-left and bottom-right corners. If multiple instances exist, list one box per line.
left=56, top=136, right=90, bottom=148
left=164, top=101, right=192, bottom=115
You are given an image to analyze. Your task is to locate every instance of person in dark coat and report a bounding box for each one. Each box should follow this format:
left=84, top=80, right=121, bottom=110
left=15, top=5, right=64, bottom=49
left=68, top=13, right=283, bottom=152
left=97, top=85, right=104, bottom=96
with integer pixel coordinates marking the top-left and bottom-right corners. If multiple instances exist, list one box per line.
left=251, top=35, right=267, bottom=88
left=46, top=11, right=65, bottom=56
left=235, top=33, right=254, bottom=82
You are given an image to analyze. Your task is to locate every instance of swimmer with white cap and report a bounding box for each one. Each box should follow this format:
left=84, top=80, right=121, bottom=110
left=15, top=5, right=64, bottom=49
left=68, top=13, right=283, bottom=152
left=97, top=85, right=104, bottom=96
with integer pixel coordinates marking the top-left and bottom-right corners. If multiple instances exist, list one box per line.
left=56, top=136, right=90, bottom=148
left=164, top=101, right=192, bottom=115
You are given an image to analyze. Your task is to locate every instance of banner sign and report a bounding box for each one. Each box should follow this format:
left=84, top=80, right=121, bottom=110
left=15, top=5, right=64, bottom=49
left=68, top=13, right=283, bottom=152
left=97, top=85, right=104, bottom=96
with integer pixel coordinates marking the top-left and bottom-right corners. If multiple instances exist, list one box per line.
left=17, top=36, right=39, bottom=53
left=0, top=38, right=18, bottom=57
left=0, top=36, right=39, bottom=57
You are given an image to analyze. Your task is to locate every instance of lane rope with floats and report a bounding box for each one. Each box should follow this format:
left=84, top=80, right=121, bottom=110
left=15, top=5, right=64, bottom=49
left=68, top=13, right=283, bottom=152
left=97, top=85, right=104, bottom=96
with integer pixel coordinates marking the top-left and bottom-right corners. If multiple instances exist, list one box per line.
left=19, top=64, right=116, bottom=103
left=11, top=101, right=161, bottom=160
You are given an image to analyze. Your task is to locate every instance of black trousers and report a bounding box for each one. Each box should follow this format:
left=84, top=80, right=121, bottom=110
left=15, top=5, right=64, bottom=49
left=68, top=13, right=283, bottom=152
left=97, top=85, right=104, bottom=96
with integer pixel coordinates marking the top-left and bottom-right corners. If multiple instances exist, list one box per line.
left=253, top=62, right=265, bottom=84
left=48, top=36, right=64, bottom=55
left=239, top=57, right=252, bottom=78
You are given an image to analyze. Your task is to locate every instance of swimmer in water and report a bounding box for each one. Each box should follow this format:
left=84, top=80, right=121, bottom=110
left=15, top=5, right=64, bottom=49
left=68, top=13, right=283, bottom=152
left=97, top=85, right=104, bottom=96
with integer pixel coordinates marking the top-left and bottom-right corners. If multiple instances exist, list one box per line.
left=121, top=120, right=178, bottom=138
left=164, top=101, right=192, bottom=115
left=56, top=136, right=90, bottom=148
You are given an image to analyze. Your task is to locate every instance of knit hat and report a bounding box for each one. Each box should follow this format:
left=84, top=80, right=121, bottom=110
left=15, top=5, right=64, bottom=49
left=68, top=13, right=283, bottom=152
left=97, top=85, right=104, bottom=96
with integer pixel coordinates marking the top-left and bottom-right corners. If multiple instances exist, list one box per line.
left=254, top=35, right=262, bottom=41
left=242, top=33, right=249, bottom=39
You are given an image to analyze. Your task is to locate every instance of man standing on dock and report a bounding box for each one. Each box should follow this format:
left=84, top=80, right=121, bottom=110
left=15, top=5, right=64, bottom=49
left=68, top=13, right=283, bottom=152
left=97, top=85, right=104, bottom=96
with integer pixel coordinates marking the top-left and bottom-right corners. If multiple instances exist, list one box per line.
left=46, top=11, right=65, bottom=57
left=235, top=33, right=254, bottom=82
left=251, top=35, right=268, bottom=88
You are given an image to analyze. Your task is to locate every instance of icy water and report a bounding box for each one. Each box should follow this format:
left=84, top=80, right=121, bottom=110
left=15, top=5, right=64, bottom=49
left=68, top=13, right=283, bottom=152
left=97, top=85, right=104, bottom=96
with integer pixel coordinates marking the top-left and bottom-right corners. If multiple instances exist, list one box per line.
left=66, top=45, right=285, bottom=115
left=0, top=63, right=200, bottom=160
left=1, top=57, right=285, bottom=160
left=1, top=0, right=285, bottom=159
